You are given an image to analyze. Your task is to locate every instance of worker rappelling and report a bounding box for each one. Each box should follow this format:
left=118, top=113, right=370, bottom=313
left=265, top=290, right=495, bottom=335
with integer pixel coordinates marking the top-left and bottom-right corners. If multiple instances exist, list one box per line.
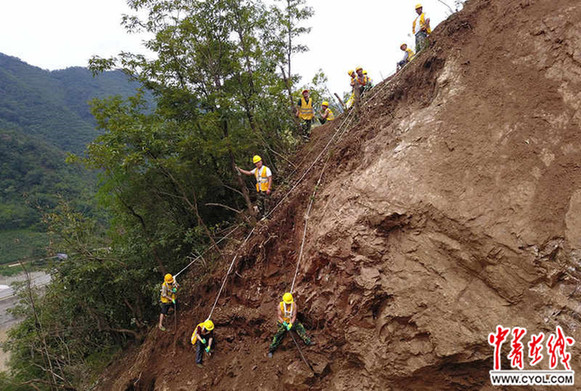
left=319, top=101, right=334, bottom=124
left=296, top=89, right=315, bottom=140
left=413, top=4, right=431, bottom=53
left=237, top=155, right=273, bottom=217
left=158, top=273, right=178, bottom=331
left=191, top=319, right=215, bottom=367
left=268, top=292, right=312, bottom=358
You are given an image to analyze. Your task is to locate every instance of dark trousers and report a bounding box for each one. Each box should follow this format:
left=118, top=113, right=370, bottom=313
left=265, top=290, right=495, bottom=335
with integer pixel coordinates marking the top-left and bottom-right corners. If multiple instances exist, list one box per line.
left=195, top=339, right=214, bottom=364
left=269, top=322, right=310, bottom=353
left=415, top=30, right=429, bottom=53
left=301, top=119, right=312, bottom=140
left=256, top=191, right=270, bottom=217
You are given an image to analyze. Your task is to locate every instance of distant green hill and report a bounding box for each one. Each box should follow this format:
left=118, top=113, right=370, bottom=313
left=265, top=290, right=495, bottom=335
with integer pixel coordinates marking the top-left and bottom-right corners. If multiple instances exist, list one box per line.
left=0, top=53, right=146, bottom=263
left=0, top=53, right=144, bottom=153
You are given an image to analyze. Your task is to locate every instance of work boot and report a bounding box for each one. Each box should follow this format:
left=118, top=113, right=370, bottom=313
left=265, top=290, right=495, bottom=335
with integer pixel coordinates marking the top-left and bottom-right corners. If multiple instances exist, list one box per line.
left=196, top=363, right=203, bottom=368
left=268, top=352, right=273, bottom=358
left=159, top=325, right=166, bottom=332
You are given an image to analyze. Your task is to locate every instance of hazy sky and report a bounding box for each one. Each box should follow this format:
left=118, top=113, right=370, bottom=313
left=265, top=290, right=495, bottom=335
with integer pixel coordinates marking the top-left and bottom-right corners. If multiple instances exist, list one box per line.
left=0, top=0, right=458, bottom=96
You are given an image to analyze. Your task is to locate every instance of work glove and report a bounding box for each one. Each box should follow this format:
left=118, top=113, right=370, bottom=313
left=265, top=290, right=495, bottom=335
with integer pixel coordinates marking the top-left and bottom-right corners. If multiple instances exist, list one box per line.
left=205, top=346, right=211, bottom=353
left=171, top=298, right=176, bottom=305
left=286, top=322, right=293, bottom=331
left=171, top=287, right=177, bottom=293
left=282, top=321, right=288, bottom=328
left=200, top=338, right=206, bottom=344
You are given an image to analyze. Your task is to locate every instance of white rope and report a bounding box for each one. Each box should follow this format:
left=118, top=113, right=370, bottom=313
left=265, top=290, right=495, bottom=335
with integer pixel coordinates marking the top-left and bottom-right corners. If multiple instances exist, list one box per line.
left=174, top=224, right=242, bottom=278
left=207, top=228, right=255, bottom=319
left=289, top=154, right=330, bottom=293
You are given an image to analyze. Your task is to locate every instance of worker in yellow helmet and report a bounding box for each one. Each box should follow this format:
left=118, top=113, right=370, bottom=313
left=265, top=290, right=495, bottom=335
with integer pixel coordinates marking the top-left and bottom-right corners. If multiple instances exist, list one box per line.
left=397, top=43, right=415, bottom=71
left=295, top=89, right=314, bottom=140
left=191, top=319, right=215, bottom=367
left=412, top=4, right=431, bottom=53
left=319, top=101, right=335, bottom=125
left=346, top=70, right=357, bottom=108
left=354, top=67, right=370, bottom=95
left=158, top=273, right=179, bottom=331
left=237, top=155, right=272, bottom=217
left=363, top=70, right=374, bottom=88
left=268, top=292, right=312, bottom=358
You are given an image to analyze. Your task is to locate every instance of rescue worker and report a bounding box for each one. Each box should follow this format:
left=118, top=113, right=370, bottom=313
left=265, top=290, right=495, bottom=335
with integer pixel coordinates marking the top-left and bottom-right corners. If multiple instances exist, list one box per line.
left=319, top=101, right=334, bottom=125
left=236, top=155, right=272, bottom=217
left=397, top=43, right=415, bottom=71
left=158, top=273, right=179, bottom=331
left=413, top=4, right=431, bottom=53
left=268, top=292, right=311, bottom=358
left=295, top=89, right=314, bottom=140
left=191, top=319, right=215, bottom=367
left=354, top=67, right=370, bottom=95
left=363, top=70, right=374, bottom=88
left=346, top=70, right=357, bottom=108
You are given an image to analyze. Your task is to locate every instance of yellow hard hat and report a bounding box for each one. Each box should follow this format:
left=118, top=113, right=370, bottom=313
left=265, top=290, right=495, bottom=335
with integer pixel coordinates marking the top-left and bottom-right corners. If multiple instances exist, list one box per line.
left=204, top=319, right=214, bottom=331
left=363, top=70, right=368, bottom=75
left=415, top=3, right=422, bottom=9
left=283, top=292, right=293, bottom=304
left=252, top=155, right=262, bottom=164
left=348, top=69, right=355, bottom=76
left=164, top=273, right=174, bottom=283
left=301, top=89, right=309, bottom=94
left=355, top=66, right=363, bottom=71
left=322, top=101, right=329, bottom=107
left=400, top=43, right=407, bottom=49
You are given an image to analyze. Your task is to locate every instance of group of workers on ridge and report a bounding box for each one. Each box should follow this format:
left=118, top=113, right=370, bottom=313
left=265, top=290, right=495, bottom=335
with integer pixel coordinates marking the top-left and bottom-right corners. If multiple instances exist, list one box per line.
left=155, top=2, right=435, bottom=369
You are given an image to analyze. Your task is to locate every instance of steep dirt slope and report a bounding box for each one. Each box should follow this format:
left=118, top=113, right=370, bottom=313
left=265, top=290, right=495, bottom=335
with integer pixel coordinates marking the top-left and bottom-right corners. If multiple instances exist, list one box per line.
left=96, top=0, right=581, bottom=389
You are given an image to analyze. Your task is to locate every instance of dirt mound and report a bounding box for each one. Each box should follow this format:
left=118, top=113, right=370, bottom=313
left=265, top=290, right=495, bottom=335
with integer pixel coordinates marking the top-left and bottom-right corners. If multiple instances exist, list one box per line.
left=96, top=0, right=581, bottom=389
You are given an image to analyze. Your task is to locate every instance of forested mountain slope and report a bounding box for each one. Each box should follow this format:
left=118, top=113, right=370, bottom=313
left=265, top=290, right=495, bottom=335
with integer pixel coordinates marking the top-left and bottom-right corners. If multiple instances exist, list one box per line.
left=96, top=0, right=581, bottom=389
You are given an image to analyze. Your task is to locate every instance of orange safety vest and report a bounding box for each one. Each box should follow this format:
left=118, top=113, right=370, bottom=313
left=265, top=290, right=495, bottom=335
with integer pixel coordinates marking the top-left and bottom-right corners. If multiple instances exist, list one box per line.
left=298, top=96, right=314, bottom=120
left=254, top=166, right=270, bottom=192
left=279, top=301, right=294, bottom=323
left=413, top=12, right=431, bottom=34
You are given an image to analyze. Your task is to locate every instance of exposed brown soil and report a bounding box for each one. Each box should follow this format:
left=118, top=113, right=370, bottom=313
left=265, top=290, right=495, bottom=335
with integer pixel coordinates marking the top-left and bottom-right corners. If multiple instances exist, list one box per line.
left=95, top=0, right=581, bottom=389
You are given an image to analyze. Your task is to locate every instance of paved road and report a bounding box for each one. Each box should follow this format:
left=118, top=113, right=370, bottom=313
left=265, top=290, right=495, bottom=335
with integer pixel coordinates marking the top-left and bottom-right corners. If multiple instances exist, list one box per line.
left=0, top=272, right=51, bottom=328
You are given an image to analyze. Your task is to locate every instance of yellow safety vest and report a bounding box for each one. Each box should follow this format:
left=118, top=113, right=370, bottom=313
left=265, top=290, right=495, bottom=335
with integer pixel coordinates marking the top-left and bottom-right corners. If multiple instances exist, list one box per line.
left=191, top=322, right=207, bottom=344
left=324, top=108, right=334, bottom=121
left=254, top=166, right=270, bottom=192
left=298, top=97, right=314, bottom=120
left=160, top=282, right=176, bottom=303
left=406, top=48, right=415, bottom=61
left=413, top=13, right=431, bottom=34
left=280, top=302, right=294, bottom=323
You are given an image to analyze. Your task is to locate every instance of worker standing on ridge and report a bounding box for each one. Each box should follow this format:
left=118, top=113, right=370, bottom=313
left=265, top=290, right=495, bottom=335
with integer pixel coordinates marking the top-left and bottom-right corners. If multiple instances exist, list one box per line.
left=295, top=89, right=314, bottom=140
left=346, top=70, right=357, bottom=108
left=354, top=67, right=370, bottom=95
left=158, top=273, right=179, bottom=331
left=191, top=319, right=215, bottom=367
left=268, top=292, right=311, bottom=358
left=319, top=101, right=335, bottom=124
left=397, top=43, right=415, bottom=71
left=413, top=4, right=431, bottom=53
left=363, top=70, right=374, bottom=88
left=237, top=155, right=272, bottom=217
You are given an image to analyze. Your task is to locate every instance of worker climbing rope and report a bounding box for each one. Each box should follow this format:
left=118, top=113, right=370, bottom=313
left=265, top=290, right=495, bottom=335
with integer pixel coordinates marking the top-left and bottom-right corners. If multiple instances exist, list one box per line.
left=318, top=101, right=335, bottom=125
left=346, top=70, right=357, bottom=108
left=268, top=292, right=312, bottom=358
left=236, top=155, right=272, bottom=218
left=413, top=4, right=431, bottom=53
left=191, top=319, right=215, bottom=367
left=295, top=89, right=315, bottom=140
left=397, top=43, right=415, bottom=71
left=158, top=273, right=179, bottom=331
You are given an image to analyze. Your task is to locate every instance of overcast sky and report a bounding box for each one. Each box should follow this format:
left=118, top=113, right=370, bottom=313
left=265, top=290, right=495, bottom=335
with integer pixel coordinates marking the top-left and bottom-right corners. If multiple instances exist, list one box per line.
left=0, top=0, right=459, bottom=96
